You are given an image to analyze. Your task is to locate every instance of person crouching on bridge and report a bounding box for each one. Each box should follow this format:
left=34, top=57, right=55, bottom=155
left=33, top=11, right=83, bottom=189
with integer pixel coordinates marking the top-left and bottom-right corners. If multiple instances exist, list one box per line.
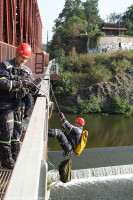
left=0, top=43, right=34, bottom=169
left=48, top=112, right=85, bottom=156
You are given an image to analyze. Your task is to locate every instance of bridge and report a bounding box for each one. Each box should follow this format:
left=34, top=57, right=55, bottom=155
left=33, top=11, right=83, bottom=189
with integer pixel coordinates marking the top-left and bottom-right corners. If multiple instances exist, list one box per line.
left=0, top=54, right=51, bottom=200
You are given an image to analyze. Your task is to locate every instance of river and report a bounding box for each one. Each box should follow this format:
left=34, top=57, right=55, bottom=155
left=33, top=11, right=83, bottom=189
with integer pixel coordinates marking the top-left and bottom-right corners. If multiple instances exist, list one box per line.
left=48, top=112, right=133, bottom=151
left=48, top=113, right=133, bottom=199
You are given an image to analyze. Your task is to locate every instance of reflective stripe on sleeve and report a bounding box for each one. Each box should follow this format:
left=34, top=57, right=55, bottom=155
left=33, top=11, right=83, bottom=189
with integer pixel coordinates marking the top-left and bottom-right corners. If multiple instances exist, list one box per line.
left=6, top=65, right=13, bottom=70
left=0, top=140, right=11, bottom=144
left=0, top=77, right=8, bottom=80
left=11, top=139, right=19, bottom=142
left=7, top=119, right=14, bottom=123
left=9, top=80, right=12, bottom=92
left=14, top=120, right=22, bottom=124
left=70, top=125, right=73, bottom=132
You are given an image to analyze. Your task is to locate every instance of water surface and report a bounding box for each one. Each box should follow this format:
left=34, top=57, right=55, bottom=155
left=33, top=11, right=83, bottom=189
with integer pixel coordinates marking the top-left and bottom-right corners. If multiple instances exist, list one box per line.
left=48, top=113, right=133, bottom=151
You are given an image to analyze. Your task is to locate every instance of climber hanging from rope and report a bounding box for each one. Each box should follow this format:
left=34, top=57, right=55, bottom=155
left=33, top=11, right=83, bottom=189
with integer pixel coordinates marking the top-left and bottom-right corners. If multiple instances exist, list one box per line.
left=48, top=112, right=88, bottom=157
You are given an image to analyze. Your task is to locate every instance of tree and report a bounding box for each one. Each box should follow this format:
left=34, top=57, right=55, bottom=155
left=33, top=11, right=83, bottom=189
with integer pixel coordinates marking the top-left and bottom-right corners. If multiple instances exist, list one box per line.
left=123, top=4, right=133, bottom=36
left=123, top=5, right=133, bottom=22
left=50, top=0, right=103, bottom=55
left=83, top=0, right=103, bottom=31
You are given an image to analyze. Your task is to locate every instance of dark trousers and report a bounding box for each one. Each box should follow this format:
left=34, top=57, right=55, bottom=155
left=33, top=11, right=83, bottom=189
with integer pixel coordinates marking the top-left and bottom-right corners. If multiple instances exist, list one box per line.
left=48, top=129, right=73, bottom=153
left=22, top=93, right=32, bottom=115
left=0, top=107, right=23, bottom=148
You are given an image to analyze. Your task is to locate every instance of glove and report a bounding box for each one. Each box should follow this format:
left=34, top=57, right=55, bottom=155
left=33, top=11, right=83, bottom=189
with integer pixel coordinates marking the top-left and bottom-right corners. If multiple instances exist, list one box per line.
left=21, top=80, right=30, bottom=88
left=30, top=77, right=43, bottom=88
left=12, top=80, right=21, bottom=92
left=63, top=150, right=73, bottom=157
left=59, top=112, right=65, bottom=119
left=16, top=87, right=29, bottom=99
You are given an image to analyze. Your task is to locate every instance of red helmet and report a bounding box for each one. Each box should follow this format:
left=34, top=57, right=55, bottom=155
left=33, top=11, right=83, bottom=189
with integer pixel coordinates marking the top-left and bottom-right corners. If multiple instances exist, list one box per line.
left=17, top=43, right=31, bottom=58
left=75, top=117, right=85, bottom=126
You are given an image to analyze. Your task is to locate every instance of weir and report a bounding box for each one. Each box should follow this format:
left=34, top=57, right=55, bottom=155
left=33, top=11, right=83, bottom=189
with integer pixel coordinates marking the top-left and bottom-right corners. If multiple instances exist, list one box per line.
left=48, top=147, right=133, bottom=170
left=48, top=150, right=133, bottom=200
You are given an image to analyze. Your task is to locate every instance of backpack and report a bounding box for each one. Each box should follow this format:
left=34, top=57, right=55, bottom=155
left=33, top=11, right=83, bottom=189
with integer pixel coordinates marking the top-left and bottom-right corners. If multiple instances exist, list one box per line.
left=73, top=130, right=88, bottom=156
left=59, top=158, right=72, bottom=183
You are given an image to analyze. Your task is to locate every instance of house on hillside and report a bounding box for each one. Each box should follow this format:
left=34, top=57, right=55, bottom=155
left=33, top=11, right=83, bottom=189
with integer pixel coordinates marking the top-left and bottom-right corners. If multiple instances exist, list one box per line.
left=101, top=23, right=127, bottom=36
left=88, top=23, right=133, bottom=53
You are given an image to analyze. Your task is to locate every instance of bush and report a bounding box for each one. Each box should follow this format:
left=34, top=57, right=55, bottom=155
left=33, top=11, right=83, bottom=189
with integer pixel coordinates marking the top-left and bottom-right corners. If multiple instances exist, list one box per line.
left=113, top=95, right=133, bottom=116
left=64, top=56, right=82, bottom=72
left=79, top=54, right=95, bottom=73
left=110, top=59, right=131, bottom=74
left=80, top=95, right=102, bottom=114
left=54, top=72, right=83, bottom=96
left=89, top=64, right=112, bottom=83
left=54, top=72, right=73, bottom=96
left=94, top=52, right=110, bottom=66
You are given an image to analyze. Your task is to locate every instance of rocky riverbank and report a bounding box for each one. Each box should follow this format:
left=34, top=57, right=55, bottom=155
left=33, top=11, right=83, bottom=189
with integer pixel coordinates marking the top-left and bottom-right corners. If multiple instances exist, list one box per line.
left=57, top=68, right=133, bottom=113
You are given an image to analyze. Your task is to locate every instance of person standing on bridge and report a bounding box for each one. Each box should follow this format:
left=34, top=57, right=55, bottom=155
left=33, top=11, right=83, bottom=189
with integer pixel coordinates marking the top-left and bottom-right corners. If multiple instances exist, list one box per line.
left=0, top=43, right=34, bottom=169
left=48, top=112, right=85, bottom=156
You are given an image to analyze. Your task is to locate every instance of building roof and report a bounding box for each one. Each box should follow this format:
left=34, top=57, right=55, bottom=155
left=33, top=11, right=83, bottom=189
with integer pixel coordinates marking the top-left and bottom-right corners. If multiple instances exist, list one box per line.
left=102, top=27, right=128, bottom=31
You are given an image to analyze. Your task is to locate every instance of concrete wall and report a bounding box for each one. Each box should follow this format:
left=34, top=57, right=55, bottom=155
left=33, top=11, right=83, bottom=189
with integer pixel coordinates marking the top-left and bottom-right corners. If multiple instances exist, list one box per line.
left=99, top=36, right=133, bottom=45
left=48, top=146, right=133, bottom=170
left=88, top=36, right=133, bottom=54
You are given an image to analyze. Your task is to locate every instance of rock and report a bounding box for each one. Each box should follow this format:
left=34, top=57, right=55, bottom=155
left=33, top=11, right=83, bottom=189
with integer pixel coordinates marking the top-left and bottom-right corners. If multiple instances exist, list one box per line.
left=76, top=68, right=133, bottom=109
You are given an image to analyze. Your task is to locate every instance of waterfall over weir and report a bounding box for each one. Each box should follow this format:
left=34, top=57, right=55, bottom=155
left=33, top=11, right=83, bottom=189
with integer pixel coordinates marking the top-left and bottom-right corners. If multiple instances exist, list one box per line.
left=48, top=148, right=133, bottom=199
left=48, top=165, right=133, bottom=182
left=48, top=166, right=133, bottom=200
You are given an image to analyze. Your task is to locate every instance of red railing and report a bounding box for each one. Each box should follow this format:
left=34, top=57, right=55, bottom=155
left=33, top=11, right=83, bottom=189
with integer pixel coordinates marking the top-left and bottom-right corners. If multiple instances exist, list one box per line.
left=0, top=0, right=42, bottom=53
left=0, top=41, right=36, bottom=75
left=0, top=41, right=50, bottom=76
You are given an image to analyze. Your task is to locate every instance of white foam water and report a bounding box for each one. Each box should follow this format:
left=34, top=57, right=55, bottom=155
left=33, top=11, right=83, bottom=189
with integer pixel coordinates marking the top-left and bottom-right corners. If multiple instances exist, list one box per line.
left=48, top=165, right=133, bottom=200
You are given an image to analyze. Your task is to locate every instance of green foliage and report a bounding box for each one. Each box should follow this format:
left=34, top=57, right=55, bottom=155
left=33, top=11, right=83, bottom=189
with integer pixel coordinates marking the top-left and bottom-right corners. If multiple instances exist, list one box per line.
left=80, top=95, right=102, bottom=114
left=110, top=59, right=131, bottom=74
left=64, top=54, right=82, bottom=72
left=113, top=95, right=133, bottom=116
left=54, top=48, right=66, bottom=72
left=125, top=20, right=133, bottom=36
left=63, top=16, right=87, bottom=38
left=123, top=5, right=133, bottom=22
left=83, top=0, right=103, bottom=26
left=50, top=0, right=103, bottom=55
left=89, top=64, right=112, bottom=83
left=54, top=72, right=73, bottom=97
left=54, top=72, right=81, bottom=97
left=89, top=25, right=105, bottom=49
left=123, top=5, right=133, bottom=35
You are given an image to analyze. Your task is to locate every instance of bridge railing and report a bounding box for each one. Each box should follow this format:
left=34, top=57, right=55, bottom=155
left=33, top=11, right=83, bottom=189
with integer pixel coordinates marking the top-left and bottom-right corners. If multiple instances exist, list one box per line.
left=4, top=65, right=51, bottom=200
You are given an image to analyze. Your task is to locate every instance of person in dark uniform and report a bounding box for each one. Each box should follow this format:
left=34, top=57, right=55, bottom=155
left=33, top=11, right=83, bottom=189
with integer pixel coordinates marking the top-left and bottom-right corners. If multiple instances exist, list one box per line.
left=48, top=112, right=85, bottom=156
left=0, top=43, right=34, bottom=169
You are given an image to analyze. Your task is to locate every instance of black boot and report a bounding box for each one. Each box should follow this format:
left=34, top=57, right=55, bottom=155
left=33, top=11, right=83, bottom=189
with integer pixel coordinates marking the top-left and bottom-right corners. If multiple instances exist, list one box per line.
left=0, top=146, right=15, bottom=169
left=11, top=142, right=20, bottom=161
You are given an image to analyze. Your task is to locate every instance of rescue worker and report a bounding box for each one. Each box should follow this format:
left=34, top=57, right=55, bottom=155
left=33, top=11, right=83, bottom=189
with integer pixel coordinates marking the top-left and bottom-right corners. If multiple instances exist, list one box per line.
left=48, top=112, right=85, bottom=156
left=0, top=43, right=34, bottom=169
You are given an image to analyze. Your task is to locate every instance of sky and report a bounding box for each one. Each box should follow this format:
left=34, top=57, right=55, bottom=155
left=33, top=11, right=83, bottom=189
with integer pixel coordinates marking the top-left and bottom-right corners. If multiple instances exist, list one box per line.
left=37, top=0, right=133, bottom=44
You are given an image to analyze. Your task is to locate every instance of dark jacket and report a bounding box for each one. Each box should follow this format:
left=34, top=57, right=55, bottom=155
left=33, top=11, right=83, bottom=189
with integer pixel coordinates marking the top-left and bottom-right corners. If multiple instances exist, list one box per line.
left=0, top=59, right=33, bottom=110
left=62, top=118, right=83, bottom=147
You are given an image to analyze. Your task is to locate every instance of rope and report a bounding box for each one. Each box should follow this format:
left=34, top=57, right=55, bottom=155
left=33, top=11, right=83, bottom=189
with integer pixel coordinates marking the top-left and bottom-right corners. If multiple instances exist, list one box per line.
left=48, top=159, right=57, bottom=170
left=62, top=184, right=65, bottom=200
left=50, top=83, right=60, bottom=113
